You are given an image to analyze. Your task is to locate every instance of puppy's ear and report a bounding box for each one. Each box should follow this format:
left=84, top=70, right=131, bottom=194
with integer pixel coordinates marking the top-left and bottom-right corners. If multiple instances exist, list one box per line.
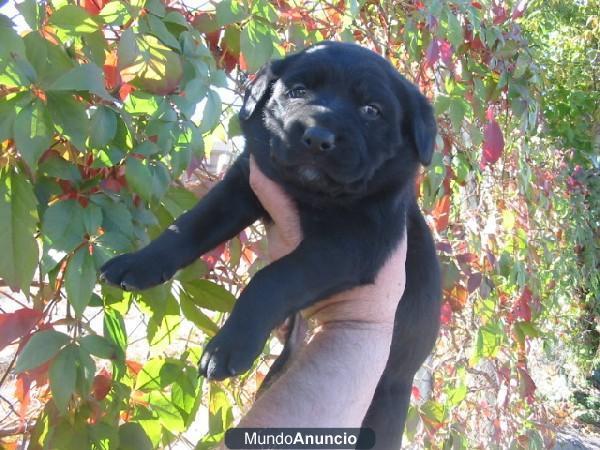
left=395, top=75, right=437, bottom=166
left=239, top=59, right=285, bottom=121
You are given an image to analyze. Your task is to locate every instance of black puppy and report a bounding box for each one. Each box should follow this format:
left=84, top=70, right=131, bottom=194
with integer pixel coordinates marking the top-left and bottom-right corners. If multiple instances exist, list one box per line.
left=100, top=41, right=441, bottom=448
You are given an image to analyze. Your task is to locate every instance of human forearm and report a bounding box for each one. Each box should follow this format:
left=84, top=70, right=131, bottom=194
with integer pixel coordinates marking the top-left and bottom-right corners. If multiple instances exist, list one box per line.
left=238, top=323, right=393, bottom=429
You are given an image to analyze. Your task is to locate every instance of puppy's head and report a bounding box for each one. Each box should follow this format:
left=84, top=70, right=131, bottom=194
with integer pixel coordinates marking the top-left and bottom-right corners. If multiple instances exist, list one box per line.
left=240, top=42, right=436, bottom=203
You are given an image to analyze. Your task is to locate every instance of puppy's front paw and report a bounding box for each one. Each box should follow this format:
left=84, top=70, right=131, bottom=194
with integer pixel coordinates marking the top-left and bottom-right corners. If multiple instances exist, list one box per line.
left=199, top=327, right=265, bottom=380
left=99, top=251, right=176, bottom=291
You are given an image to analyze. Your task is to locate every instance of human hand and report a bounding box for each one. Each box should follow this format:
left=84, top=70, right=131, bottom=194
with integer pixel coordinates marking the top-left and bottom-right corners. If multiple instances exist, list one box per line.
left=248, top=156, right=407, bottom=328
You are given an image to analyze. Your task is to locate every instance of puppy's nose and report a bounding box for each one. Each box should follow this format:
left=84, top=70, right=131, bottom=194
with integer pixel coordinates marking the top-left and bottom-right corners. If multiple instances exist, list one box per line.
left=302, top=127, right=336, bottom=152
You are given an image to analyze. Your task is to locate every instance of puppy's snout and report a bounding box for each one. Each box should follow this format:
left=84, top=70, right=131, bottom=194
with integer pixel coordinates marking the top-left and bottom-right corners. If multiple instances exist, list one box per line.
left=302, top=127, right=336, bottom=153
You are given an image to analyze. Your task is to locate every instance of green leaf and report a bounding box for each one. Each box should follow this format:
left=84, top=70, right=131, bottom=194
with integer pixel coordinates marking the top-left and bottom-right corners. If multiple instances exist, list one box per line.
left=0, top=53, right=36, bottom=87
left=77, top=344, right=97, bottom=395
left=199, top=90, right=222, bottom=134
left=145, top=0, right=166, bottom=16
left=15, top=330, right=71, bottom=373
left=448, top=97, right=467, bottom=131
left=446, top=12, right=463, bottom=49
left=0, top=98, right=17, bottom=142
left=82, top=203, right=103, bottom=235
left=209, top=384, right=233, bottom=433
left=161, top=186, right=198, bottom=218
left=148, top=391, right=186, bottom=432
left=125, top=157, right=154, bottom=201
left=14, top=99, right=53, bottom=170
left=80, top=334, right=117, bottom=359
left=42, top=199, right=86, bottom=251
left=117, top=28, right=140, bottom=70
left=182, top=280, right=235, bottom=313
left=99, top=1, right=132, bottom=26
left=0, top=169, right=39, bottom=292
left=49, top=344, right=78, bottom=413
left=134, top=141, right=161, bottom=157
left=118, top=423, right=153, bottom=450
left=0, top=20, right=26, bottom=59
left=145, top=14, right=180, bottom=50
left=447, top=384, right=467, bottom=407
left=16, top=0, right=45, bottom=30
left=476, top=322, right=504, bottom=358
left=46, top=92, right=89, bottom=151
left=240, top=20, right=273, bottom=72
left=103, top=307, right=127, bottom=352
left=180, top=296, right=219, bottom=337
left=216, top=0, right=249, bottom=26
left=82, top=30, right=107, bottom=67
left=135, top=358, right=182, bottom=391
left=420, top=400, right=446, bottom=429
left=48, top=63, right=111, bottom=99
left=49, top=5, right=100, bottom=34
left=164, top=11, right=188, bottom=27
left=89, top=106, right=117, bottom=147
left=65, top=246, right=97, bottom=317
left=124, top=35, right=183, bottom=95
left=149, top=160, right=170, bottom=200
left=24, top=32, right=75, bottom=87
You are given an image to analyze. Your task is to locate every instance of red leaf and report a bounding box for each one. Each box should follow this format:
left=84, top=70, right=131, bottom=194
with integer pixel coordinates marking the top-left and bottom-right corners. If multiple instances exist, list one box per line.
left=15, top=360, right=51, bottom=426
left=456, top=252, right=478, bottom=265
left=92, top=369, right=112, bottom=400
left=239, top=52, right=248, bottom=72
left=467, top=272, right=482, bottom=293
left=440, top=301, right=453, bottom=325
left=104, top=64, right=122, bottom=91
left=432, top=194, right=451, bottom=232
left=15, top=375, right=30, bottom=425
left=511, top=287, right=532, bottom=322
left=101, top=177, right=123, bottom=193
left=126, top=360, right=143, bottom=375
left=493, top=6, right=508, bottom=25
left=446, top=285, right=468, bottom=311
left=480, top=119, right=504, bottom=168
left=512, top=0, right=527, bottom=19
left=425, top=39, right=439, bottom=68
left=517, top=364, right=536, bottom=404
left=201, top=242, right=226, bottom=271
left=411, top=385, right=421, bottom=400
left=438, top=39, right=454, bottom=66
left=0, top=308, right=43, bottom=351
left=83, top=0, right=107, bottom=15
left=118, top=83, right=134, bottom=101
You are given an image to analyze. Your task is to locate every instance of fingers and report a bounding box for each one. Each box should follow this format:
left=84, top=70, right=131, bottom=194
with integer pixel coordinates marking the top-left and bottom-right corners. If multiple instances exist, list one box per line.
left=249, top=156, right=303, bottom=250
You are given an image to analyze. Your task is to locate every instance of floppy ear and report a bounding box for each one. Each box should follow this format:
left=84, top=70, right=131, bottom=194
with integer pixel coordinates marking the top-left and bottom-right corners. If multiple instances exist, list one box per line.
left=409, top=87, right=437, bottom=166
left=395, top=75, right=437, bottom=166
left=239, top=59, right=286, bottom=121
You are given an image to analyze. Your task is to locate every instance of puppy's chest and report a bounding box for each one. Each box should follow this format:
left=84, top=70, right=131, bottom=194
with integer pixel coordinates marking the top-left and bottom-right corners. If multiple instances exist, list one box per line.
left=296, top=201, right=402, bottom=239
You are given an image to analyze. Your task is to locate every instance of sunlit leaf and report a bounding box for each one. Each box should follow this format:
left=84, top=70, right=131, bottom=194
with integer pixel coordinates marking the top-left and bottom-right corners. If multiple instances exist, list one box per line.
left=14, top=99, right=53, bottom=170
left=0, top=170, right=39, bottom=291
left=49, top=5, right=100, bottom=34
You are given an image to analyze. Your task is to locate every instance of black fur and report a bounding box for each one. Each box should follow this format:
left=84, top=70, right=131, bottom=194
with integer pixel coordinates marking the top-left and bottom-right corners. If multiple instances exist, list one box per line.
left=99, top=41, right=441, bottom=448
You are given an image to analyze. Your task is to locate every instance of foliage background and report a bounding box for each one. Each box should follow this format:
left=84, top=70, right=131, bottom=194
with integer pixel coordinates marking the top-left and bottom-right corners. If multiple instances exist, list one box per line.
left=0, top=0, right=598, bottom=449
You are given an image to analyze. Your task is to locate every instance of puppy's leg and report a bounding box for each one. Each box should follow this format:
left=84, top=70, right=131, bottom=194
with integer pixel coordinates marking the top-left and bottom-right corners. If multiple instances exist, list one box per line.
left=100, top=154, right=264, bottom=291
left=198, top=235, right=374, bottom=380
left=362, top=206, right=441, bottom=448
left=256, top=314, right=308, bottom=398
left=361, top=375, right=413, bottom=450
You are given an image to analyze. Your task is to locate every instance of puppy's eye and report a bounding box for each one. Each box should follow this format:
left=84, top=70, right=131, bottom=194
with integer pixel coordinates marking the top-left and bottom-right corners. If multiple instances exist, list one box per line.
left=287, top=84, right=307, bottom=99
left=360, top=104, right=381, bottom=119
